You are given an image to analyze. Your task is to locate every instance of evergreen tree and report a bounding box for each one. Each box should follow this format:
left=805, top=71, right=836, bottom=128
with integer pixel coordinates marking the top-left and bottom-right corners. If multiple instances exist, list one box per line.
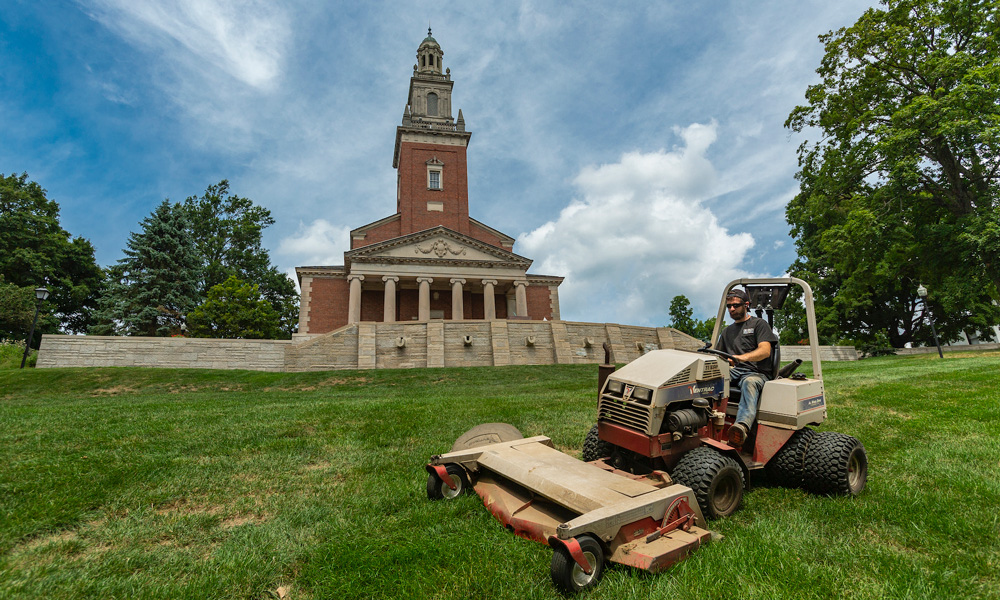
left=91, top=200, right=203, bottom=336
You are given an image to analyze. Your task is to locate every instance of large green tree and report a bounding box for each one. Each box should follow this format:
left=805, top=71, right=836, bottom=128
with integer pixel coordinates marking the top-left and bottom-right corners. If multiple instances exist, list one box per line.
left=0, top=172, right=103, bottom=336
left=187, top=276, right=281, bottom=339
left=785, top=0, right=1000, bottom=346
left=667, top=295, right=717, bottom=342
left=91, top=201, right=203, bottom=337
left=0, top=276, right=38, bottom=343
left=668, top=295, right=697, bottom=336
left=183, top=181, right=298, bottom=338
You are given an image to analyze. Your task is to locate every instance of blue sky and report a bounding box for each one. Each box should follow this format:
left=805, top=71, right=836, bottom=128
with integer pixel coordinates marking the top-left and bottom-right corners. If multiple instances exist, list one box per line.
left=1, top=0, right=877, bottom=325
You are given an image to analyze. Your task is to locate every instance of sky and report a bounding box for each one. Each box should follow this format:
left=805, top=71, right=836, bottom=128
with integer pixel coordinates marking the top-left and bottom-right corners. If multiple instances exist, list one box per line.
left=1, top=0, right=879, bottom=325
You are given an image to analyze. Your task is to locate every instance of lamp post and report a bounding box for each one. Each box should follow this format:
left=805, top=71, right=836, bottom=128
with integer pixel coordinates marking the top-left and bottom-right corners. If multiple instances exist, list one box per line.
left=20, top=287, right=50, bottom=369
left=917, top=284, right=944, bottom=359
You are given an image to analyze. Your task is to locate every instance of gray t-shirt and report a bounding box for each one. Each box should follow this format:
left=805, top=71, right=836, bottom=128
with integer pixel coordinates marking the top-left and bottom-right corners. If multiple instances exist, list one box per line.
left=719, top=316, right=779, bottom=376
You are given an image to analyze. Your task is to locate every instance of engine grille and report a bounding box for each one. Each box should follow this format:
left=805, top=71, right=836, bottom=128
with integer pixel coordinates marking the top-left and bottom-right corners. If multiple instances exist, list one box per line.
left=702, top=360, right=721, bottom=379
left=664, top=367, right=692, bottom=387
left=598, top=395, right=653, bottom=434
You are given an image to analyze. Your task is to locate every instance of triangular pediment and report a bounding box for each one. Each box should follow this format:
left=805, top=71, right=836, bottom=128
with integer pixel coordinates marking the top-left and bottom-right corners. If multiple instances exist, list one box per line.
left=345, top=226, right=532, bottom=269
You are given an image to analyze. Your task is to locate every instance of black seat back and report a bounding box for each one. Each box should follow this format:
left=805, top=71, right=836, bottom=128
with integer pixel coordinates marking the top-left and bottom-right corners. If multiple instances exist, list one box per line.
left=769, top=342, right=781, bottom=380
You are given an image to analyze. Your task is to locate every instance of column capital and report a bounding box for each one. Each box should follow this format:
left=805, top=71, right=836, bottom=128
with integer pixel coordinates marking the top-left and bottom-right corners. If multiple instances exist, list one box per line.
left=481, top=279, right=498, bottom=286
left=416, top=276, right=434, bottom=284
left=348, top=274, right=365, bottom=282
left=382, top=275, right=399, bottom=283
left=450, top=278, right=467, bottom=285
left=513, top=280, right=528, bottom=289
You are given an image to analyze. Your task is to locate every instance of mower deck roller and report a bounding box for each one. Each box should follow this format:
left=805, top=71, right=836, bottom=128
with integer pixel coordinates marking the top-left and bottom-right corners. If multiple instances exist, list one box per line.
left=427, top=434, right=711, bottom=593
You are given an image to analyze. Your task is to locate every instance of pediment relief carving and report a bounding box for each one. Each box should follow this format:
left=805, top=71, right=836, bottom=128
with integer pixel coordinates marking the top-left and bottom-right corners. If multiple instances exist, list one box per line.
left=346, top=227, right=532, bottom=269
left=414, top=239, right=466, bottom=258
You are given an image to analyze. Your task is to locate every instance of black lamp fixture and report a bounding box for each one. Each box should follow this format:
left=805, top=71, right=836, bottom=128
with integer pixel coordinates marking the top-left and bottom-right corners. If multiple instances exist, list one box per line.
left=20, top=286, right=50, bottom=369
left=916, top=284, right=943, bottom=359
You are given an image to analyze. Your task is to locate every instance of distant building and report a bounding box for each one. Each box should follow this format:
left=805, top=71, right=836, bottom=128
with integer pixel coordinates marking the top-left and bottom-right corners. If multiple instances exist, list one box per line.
left=296, top=30, right=564, bottom=335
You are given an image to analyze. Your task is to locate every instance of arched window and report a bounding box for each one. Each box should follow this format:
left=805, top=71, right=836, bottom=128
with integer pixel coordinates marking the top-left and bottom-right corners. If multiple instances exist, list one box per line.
left=427, top=92, right=438, bottom=116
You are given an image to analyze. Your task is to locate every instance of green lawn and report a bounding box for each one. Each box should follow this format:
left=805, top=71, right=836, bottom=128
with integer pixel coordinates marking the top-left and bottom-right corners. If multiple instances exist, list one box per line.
left=1, top=353, right=998, bottom=599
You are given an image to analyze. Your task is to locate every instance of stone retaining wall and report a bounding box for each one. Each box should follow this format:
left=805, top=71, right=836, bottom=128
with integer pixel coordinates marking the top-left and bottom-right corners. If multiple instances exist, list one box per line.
left=895, top=342, right=1000, bottom=355
left=38, top=322, right=859, bottom=372
left=37, top=335, right=290, bottom=371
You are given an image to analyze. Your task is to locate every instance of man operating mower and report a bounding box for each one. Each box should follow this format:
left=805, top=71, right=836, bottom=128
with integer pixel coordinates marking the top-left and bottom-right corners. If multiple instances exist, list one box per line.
left=716, top=288, right=779, bottom=447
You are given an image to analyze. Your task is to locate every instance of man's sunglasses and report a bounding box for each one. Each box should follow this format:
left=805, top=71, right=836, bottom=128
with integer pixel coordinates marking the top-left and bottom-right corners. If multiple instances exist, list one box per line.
left=726, top=303, right=746, bottom=309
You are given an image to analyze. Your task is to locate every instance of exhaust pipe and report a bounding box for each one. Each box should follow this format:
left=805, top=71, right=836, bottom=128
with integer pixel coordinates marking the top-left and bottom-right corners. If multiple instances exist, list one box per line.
left=777, top=358, right=803, bottom=379
left=598, top=342, right=616, bottom=398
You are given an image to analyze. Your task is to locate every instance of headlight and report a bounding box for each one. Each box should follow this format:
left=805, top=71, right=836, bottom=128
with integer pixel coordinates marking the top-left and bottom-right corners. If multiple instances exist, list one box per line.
left=632, top=387, right=652, bottom=402
left=606, top=380, right=624, bottom=393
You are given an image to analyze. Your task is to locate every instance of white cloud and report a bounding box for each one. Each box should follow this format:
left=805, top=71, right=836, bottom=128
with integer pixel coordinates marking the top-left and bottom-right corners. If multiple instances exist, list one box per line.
left=277, top=219, right=350, bottom=267
left=82, top=0, right=289, bottom=89
left=518, top=122, right=758, bottom=324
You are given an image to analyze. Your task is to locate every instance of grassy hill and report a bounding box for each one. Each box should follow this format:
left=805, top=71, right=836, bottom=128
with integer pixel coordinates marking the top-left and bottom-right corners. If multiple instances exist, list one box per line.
left=1, top=353, right=998, bottom=599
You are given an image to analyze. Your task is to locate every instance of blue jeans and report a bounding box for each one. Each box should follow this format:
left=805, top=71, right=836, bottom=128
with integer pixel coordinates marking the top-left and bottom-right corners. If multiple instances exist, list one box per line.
left=730, top=366, right=769, bottom=429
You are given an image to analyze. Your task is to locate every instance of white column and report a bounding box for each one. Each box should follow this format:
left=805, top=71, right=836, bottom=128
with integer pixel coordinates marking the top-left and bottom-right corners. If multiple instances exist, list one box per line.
left=347, top=274, right=365, bottom=324
left=450, top=278, right=466, bottom=321
left=382, top=276, right=398, bottom=322
left=297, top=275, right=312, bottom=334
left=482, top=279, right=497, bottom=320
left=417, top=277, right=433, bottom=321
left=514, top=280, right=528, bottom=318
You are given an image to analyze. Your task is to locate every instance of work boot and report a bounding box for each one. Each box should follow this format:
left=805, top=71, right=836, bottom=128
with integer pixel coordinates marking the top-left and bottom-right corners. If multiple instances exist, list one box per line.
left=728, top=423, right=748, bottom=447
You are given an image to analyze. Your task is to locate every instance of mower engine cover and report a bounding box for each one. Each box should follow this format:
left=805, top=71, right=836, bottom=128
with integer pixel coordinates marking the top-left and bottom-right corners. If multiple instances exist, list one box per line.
left=600, top=350, right=727, bottom=437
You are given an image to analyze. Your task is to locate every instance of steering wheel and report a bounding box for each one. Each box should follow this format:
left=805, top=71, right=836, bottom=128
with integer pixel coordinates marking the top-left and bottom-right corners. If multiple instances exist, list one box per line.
left=697, top=346, right=745, bottom=367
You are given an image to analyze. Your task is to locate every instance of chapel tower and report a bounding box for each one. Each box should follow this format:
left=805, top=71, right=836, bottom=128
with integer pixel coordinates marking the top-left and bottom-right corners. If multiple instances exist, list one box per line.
left=391, top=28, right=472, bottom=238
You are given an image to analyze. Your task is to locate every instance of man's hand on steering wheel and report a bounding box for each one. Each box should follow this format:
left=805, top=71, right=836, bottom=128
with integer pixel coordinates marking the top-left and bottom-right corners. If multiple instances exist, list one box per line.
left=697, top=346, right=744, bottom=367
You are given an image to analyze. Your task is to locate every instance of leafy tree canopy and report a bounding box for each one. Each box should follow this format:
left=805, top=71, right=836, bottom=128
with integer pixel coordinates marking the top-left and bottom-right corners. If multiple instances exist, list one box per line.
left=0, top=172, right=103, bottom=335
left=668, top=295, right=697, bottom=335
left=187, top=276, right=281, bottom=339
left=667, top=295, right=716, bottom=342
left=91, top=200, right=203, bottom=337
left=785, top=0, right=1000, bottom=346
left=0, top=276, right=41, bottom=344
left=183, top=181, right=298, bottom=337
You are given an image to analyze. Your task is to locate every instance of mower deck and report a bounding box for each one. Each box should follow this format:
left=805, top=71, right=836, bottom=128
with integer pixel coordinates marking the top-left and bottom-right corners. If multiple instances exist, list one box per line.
left=428, top=436, right=712, bottom=574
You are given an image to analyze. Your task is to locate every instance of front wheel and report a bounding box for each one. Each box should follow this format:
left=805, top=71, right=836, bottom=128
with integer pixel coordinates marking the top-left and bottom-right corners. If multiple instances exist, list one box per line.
left=426, top=464, right=471, bottom=500
left=582, top=425, right=613, bottom=463
left=671, top=446, right=745, bottom=519
left=550, top=535, right=605, bottom=594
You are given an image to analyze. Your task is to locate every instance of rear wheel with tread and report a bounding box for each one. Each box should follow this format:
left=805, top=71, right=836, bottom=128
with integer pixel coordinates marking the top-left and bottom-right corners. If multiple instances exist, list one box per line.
left=803, top=432, right=868, bottom=496
left=766, top=427, right=815, bottom=488
left=671, top=446, right=745, bottom=519
left=550, top=535, right=604, bottom=594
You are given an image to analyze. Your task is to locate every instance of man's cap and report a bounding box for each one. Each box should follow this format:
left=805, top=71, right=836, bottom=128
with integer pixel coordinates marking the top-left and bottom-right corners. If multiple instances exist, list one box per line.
left=726, top=289, right=749, bottom=302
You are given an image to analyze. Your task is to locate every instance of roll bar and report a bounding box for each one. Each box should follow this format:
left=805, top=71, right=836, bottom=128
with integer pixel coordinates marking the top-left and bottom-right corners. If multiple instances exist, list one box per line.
left=709, top=277, right=822, bottom=380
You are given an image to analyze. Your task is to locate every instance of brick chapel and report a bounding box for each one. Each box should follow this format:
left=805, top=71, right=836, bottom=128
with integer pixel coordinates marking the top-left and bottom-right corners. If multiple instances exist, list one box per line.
left=295, top=31, right=564, bottom=335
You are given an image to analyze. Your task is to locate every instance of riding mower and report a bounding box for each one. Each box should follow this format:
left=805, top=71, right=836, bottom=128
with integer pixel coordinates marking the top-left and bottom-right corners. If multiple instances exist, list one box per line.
left=424, top=277, right=867, bottom=593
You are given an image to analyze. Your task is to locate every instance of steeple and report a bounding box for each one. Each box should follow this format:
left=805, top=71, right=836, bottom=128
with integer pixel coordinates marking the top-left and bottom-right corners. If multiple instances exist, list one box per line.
left=392, top=30, right=473, bottom=237
left=416, top=28, right=443, bottom=75
left=402, top=28, right=455, bottom=127
left=393, top=30, right=470, bottom=168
